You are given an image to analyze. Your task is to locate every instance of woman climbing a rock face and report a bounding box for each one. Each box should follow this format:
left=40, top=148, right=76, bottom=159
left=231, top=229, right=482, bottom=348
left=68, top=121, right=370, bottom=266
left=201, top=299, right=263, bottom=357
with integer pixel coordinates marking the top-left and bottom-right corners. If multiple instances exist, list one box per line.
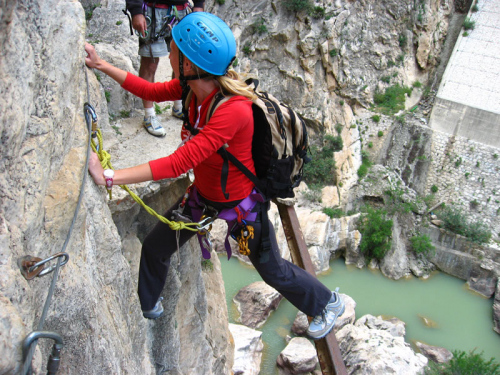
left=84, top=12, right=344, bottom=340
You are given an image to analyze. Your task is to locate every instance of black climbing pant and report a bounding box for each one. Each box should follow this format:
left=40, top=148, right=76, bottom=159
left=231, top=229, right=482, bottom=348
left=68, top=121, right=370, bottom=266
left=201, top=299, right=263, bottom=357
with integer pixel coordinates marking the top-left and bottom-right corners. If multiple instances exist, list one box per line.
left=138, top=198, right=332, bottom=317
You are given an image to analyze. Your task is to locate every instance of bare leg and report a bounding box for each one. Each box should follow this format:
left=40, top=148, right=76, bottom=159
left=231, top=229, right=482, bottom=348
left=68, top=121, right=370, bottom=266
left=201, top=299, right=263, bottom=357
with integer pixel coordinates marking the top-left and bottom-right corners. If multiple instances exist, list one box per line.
left=139, top=56, right=159, bottom=110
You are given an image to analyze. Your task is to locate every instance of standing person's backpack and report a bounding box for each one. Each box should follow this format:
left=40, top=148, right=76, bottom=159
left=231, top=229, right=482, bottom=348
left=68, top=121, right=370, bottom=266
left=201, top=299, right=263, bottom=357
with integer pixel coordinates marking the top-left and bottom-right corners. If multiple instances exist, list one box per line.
left=206, top=78, right=311, bottom=201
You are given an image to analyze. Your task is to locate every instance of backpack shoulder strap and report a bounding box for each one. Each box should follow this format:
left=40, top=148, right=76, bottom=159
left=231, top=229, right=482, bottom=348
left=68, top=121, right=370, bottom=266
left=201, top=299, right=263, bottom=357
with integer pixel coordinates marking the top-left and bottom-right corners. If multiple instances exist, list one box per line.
left=206, top=92, right=232, bottom=122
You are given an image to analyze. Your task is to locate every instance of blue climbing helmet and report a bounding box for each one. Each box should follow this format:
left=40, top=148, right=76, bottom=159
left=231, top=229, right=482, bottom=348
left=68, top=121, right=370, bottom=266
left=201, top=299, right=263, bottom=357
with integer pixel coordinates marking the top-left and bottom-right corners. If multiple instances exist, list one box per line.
left=172, top=12, right=236, bottom=76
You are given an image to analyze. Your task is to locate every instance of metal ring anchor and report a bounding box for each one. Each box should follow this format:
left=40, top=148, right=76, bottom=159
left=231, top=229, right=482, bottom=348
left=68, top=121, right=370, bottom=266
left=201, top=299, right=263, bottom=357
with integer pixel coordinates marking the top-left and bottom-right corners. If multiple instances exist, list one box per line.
left=18, top=253, right=69, bottom=280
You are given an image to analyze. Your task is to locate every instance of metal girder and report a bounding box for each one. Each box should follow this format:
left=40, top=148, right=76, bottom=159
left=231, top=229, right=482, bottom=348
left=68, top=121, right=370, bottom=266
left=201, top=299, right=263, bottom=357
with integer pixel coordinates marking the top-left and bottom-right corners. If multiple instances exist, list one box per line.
left=277, top=201, right=348, bottom=375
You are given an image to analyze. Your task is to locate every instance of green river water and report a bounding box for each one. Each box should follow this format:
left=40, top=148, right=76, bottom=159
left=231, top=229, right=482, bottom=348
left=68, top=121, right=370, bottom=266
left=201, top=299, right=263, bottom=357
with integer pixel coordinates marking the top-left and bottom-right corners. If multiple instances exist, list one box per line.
left=219, top=255, right=500, bottom=374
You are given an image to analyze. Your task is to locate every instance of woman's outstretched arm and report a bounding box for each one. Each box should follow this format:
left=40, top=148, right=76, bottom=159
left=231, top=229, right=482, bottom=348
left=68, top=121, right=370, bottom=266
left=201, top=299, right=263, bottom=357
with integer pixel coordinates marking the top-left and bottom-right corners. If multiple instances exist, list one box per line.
left=85, top=43, right=127, bottom=85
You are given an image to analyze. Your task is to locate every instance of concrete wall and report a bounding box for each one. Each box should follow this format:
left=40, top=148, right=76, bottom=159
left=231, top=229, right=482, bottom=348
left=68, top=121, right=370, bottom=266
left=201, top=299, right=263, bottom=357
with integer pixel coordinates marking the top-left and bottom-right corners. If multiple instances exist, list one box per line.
left=429, top=98, right=500, bottom=148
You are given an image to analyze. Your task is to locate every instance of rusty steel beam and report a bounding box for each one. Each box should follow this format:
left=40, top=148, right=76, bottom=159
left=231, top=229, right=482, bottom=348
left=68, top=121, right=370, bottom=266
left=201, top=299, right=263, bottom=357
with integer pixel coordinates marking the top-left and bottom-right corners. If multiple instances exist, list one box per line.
left=277, top=201, right=348, bottom=375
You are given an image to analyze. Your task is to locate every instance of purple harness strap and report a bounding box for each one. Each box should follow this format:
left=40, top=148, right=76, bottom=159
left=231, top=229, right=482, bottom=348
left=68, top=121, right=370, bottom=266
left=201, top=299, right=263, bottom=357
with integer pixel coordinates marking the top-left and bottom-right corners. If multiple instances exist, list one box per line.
left=187, top=187, right=264, bottom=259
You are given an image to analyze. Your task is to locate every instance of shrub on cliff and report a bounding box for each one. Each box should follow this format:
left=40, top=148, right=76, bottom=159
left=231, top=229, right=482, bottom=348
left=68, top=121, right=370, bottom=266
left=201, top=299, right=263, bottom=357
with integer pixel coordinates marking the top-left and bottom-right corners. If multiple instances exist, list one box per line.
left=358, top=206, right=393, bottom=261
left=373, top=84, right=412, bottom=115
left=438, top=205, right=491, bottom=245
left=425, top=349, right=500, bottom=375
left=303, top=134, right=342, bottom=186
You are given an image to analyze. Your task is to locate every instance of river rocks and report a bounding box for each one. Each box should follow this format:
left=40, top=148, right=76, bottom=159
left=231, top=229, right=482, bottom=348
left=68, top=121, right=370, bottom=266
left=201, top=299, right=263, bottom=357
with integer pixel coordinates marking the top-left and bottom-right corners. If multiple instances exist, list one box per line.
left=356, top=314, right=406, bottom=338
left=415, top=342, right=453, bottom=364
left=229, top=323, right=263, bottom=375
left=291, top=311, right=309, bottom=336
left=276, top=337, right=319, bottom=375
left=337, top=316, right=428, bottom=374
left=234, top=281, right=283, bottom=329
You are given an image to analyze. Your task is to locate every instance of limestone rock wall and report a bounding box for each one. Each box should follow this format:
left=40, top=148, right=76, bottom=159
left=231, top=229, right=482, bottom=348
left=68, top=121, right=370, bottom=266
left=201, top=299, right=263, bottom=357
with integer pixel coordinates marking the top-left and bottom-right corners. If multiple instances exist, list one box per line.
left=0, top=1, right=232, bottom=374
left=208, top=0, right=451, bottom=203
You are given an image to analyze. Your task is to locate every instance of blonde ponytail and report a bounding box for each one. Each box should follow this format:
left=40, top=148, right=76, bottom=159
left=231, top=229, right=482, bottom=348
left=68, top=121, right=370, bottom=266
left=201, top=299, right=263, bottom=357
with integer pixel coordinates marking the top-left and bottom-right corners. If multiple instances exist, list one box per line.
left=216, top=70, right=257, bottom=100
left=192, top=64, right=256, bottom=101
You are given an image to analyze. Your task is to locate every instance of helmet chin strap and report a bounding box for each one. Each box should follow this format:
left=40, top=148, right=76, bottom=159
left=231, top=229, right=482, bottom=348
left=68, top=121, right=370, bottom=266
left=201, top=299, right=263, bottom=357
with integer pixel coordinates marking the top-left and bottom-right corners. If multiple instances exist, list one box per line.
left=178, top=50, right=212, bottom=135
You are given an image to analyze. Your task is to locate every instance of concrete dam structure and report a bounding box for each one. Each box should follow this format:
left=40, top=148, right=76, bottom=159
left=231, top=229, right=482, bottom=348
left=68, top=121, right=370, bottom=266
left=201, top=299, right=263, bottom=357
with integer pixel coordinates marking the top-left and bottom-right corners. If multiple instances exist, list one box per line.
left=429, top=0, right=500, bottom=148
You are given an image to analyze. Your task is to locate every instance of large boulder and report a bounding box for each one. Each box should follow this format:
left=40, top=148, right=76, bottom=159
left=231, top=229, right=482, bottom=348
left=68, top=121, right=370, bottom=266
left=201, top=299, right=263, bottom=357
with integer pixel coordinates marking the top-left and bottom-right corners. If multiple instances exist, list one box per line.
left=229, top=323, right=263, bottom=375
left=337, top=315, right=428, bottom=374
left=234, top=281, right=283, bottom=329
left=415, top=342, right=453, bottom=364
left=277, top=337, right=319, bottom=375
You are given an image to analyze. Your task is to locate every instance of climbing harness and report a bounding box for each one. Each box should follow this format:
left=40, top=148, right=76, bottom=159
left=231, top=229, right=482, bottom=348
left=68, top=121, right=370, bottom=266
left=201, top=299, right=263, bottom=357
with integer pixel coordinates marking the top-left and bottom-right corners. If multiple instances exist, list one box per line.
left=137, top=5, right=182, bottom=42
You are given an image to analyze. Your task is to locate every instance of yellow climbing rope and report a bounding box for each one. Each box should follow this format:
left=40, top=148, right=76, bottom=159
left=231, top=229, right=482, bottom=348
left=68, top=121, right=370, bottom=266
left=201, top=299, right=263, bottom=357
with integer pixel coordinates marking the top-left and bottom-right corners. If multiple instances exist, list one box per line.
left=90, top=129, right=199, bottom=232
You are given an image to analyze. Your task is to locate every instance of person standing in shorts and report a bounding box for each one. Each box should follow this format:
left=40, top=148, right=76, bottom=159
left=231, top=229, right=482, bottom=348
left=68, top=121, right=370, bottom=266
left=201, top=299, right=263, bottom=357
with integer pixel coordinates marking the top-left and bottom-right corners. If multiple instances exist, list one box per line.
left=125, top=0, right=204, bottom=137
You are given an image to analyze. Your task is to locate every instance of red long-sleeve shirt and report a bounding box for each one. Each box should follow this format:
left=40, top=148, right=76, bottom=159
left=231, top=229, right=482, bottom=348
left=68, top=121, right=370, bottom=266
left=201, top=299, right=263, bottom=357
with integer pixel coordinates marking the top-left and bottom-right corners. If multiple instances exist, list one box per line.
left=122, top=73, right=256, bottom=202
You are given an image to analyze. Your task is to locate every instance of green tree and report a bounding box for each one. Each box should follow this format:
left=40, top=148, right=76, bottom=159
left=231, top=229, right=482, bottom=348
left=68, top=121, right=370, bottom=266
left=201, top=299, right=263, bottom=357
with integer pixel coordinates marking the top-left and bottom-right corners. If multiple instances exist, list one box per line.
left=358, top=206, right=393, bottom=261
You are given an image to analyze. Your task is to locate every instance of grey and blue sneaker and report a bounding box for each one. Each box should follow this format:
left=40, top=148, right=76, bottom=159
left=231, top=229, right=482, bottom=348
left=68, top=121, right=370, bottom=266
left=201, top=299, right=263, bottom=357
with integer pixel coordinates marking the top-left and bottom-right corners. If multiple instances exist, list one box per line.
left=307, top=288, right=345, bottom=340
left=143, top=115, right=166, bottom=137
left=142, top=297, right=164, bottom=319
left=171, top=106, right=183, bottom=119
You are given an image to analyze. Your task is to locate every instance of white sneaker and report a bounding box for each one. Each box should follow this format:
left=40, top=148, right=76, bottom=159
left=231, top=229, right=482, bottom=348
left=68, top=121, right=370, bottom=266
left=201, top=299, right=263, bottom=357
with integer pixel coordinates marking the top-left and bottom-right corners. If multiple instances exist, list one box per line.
left=171, top=107, right=184, bottom=119
left=143, top=115, right=166, bottom=137
left=307, top=288, right=345, bottom=340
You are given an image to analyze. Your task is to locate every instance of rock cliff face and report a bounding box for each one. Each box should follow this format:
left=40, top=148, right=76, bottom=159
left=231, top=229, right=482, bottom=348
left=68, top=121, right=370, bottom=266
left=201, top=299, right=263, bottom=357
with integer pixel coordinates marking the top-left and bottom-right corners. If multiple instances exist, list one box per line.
left=0, top=1, right=232, bottom=374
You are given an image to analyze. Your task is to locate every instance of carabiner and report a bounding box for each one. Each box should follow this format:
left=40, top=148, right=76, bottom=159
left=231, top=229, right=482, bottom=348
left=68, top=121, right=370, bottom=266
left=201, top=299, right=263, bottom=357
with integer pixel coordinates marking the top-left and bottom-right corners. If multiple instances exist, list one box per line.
left=84, top=102, right=98, bottom=132
left=134, top=15, right=151, bottom=39
left=197, top=215, right=215, bottom=233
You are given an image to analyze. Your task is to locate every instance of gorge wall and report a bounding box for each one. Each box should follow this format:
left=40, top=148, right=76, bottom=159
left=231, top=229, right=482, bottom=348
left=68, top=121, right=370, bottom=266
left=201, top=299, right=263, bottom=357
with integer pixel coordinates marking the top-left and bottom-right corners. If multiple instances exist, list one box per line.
left=0, top=1, right=232, bottom=374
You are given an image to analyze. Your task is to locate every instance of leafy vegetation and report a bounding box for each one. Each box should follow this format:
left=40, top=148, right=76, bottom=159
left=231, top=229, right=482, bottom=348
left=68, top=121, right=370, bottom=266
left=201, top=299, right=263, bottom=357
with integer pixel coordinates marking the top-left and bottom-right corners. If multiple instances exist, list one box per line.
left=323, top=207, right=344, bottom=219
left=201, top=259, right=214, bottom=271
left=373, top=84, right=412, bottom=115
left=425, top=350, right=500, bottom=375
left=431, top=185, right=438, bottom=193
left=303, top=134, right=342, bottom=186
left=309, top=6, right=325, bottom=19
left=384, top=185, right=420, bottom=214
left=242, top=42, right=252, bottom=55
left=437, top=205, right=492, bottom=244
left=371, top=115, right=380, bottom=123
left=284, top=0, right=312, bottom=12
left=358, top=206, right=393, bottom=261
left=85, top=3, right=101, bottom=21
left=410, top=234, right=435, bottom=256
left=463, top=18, right=476, bottom=30
left=251, top=18, right=267, bottom=35
left=357, top=150, right=371, bottom=179
left=398, top=33, right=407, bottom=47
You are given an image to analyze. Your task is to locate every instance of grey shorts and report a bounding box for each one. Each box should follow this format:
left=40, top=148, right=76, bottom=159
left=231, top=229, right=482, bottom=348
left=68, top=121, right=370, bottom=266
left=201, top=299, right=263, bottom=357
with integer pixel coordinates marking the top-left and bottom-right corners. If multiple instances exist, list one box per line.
left=138, top=5, right=190, bottom=58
